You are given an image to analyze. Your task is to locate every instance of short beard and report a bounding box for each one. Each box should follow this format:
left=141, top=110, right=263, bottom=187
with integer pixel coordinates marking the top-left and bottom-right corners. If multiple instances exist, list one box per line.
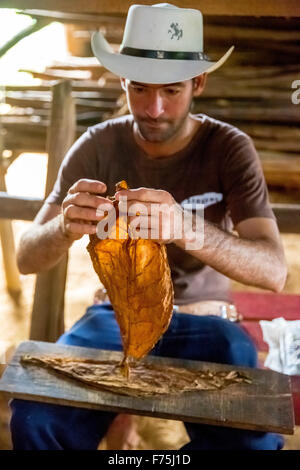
left=134, top=102, right=193, bottom=143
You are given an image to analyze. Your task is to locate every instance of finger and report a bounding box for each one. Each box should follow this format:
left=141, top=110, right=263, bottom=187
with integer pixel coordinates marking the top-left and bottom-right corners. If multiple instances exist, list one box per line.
left=127, top=214, right=150, bottom=226
left=95, top=202, right=116, bottom=218
left=115, top=187, right=169, bottom=203
left=128, top=225, right=165, bottom=242
left=128, top=214, right=174, bottom=241
left=128, top=214, right=152, bottom=240
left=68, top=179, right=107, bottom=195
left=64, top=204, right=111, bottom=222
left=119, top=200, right=172, bottom=217
left=65, top=220, right=97, bottom=235
left=118, top=200, right=153, bottom=215
left=63, top=192, right=113, bottom=210
left=128, top=222, right=168, bottom=243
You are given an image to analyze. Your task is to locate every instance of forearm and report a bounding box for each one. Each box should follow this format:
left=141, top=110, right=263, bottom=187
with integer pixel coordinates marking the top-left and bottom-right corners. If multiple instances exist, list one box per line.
left=17, top=214, right=74, bottom=274
left=175, top=218, right=287, bottom=292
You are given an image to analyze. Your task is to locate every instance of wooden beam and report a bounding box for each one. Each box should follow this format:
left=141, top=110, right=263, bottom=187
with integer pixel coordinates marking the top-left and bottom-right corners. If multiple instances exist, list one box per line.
left=0, top=194, right=299, bottom=234
left=5, top=94, right=118, bottom=111
left=193, top=103, right=300, bottom=124
left=0, top=193, right=43, bottom=220
left=272, top=203, right=300, bottom=234
left=22, top=9, right=126, bottom=26
left=19, top=68, right=92, bottom=81
left=1, top=1, right=300, bottom=17
left=261, top=157, right=300, bottom=190
left=4, top=83, right=122, bottom=97
left=0, top=17, right=49, bottom=58
left=48, top=64, right=106, bottom=81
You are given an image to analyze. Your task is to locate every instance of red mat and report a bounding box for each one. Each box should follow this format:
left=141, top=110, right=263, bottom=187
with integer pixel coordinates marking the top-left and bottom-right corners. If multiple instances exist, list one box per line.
left=231, top=291, right=300, bottom=425
left=231, top=292, right=300, bottom=321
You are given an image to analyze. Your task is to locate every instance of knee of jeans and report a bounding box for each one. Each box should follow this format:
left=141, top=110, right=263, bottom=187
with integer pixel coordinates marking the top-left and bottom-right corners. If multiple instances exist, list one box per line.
left=228, top=334, right=257, bottom=367
left=213, top=320, right=258, bottom=367
left=10, top=399, right=57, bottom=436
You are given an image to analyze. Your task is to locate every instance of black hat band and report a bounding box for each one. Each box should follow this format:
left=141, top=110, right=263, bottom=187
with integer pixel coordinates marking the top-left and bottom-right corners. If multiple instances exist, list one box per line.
left=120, top=46, right=212, bottom=61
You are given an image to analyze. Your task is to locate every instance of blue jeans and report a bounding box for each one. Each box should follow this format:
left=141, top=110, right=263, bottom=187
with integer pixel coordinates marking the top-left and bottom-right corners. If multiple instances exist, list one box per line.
left=10, top=302, right=284, bottom=450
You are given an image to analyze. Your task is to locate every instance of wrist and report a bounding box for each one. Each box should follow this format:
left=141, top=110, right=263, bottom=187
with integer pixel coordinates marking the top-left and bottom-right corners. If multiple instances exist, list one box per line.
left=57, top=213, right=78, bottom=244
left=174, top=211, right=205, bottom=252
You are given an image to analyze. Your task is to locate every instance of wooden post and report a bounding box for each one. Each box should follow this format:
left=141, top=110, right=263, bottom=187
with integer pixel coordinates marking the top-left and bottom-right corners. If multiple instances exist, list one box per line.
left=0, top=104, right=22, bottom=301
left=30, top=80, right=75, bottom=342
left=0, top=188, right=22, bottom=301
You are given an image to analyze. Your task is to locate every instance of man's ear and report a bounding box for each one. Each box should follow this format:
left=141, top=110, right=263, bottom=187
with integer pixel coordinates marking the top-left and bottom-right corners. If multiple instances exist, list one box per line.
left=120, top=77, right=127, bottom=92
left=192, top=73, right=207, bottom=97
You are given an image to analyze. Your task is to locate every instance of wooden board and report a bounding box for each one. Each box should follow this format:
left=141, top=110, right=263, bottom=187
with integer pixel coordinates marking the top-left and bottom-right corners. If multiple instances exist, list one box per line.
left=0, top=341, right=294, bottom=435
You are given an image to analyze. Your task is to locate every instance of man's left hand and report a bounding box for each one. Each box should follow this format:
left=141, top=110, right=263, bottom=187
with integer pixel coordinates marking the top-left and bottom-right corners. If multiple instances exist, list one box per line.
left=115, top=187, right=184, bottom=244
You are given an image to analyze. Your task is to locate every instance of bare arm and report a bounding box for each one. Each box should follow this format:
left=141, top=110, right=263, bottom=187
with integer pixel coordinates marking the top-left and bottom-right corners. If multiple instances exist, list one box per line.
left=17, top=203, right=69, bottom=274
left=17, top=179, right=112, bottom=274
left=115, top=187, right=287, bottom=293
left=175, top=216, right=287, bottom=292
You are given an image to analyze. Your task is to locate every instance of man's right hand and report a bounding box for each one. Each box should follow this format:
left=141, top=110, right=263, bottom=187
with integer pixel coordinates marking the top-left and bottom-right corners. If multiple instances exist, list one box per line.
left=61, top=179, right=114, bottom=241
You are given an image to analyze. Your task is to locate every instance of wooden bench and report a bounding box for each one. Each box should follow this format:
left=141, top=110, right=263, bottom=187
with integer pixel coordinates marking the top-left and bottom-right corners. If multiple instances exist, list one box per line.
left=234, top=291, right=300, bottom=425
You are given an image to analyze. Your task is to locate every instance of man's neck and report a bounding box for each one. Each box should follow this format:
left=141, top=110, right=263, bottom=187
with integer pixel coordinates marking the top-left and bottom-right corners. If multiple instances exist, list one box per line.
left=132, top=114, right=202, bottom=158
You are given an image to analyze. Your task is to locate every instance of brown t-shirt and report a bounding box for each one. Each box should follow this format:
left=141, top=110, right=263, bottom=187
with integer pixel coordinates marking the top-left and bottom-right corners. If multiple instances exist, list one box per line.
left=46, top=114, right=276, bottom=304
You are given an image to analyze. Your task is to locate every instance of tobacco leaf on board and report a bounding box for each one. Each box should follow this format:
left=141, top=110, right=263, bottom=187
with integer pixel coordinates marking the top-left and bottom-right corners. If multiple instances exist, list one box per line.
left=21, top=354, right=252, bottom=397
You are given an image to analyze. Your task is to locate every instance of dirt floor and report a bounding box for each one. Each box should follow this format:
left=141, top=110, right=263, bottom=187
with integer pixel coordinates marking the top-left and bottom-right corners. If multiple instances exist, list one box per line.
left=0, top=155, right=299, bottom=450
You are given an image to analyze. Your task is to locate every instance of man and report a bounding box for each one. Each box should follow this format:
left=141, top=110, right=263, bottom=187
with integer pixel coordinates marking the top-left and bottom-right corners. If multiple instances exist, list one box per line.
left=10, top=4, right=287, bottom=450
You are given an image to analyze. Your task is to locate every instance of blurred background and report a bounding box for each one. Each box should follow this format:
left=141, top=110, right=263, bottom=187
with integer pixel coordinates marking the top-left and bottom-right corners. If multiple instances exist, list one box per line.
left=0, top=5, right=299, bottom=450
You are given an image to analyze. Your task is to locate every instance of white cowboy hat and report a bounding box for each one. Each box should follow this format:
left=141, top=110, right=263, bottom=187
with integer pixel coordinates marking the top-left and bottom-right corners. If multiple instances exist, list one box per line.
left=91, top=3, right=234, bottom=84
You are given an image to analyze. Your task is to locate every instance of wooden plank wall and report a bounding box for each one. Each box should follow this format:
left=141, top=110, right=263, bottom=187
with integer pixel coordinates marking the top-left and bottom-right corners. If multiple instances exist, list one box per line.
left=198, top=16, right=300, bottom=193
left=1, top=10, right=299, bottom=199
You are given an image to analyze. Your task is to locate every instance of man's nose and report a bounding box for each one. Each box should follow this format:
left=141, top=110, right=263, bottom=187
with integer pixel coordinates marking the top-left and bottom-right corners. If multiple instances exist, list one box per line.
left=145, top=92, right=164, bottom=119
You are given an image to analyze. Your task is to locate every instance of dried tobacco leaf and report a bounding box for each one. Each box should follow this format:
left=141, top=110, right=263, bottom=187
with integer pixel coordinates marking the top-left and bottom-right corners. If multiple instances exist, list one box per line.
left=21, top=354, right=252, bottom=397
left=87, top=181, right=174, bottom=369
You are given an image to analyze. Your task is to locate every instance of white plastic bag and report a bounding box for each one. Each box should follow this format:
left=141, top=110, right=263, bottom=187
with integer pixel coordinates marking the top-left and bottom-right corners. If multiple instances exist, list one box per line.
left=260, top=317, right=300, bottom=375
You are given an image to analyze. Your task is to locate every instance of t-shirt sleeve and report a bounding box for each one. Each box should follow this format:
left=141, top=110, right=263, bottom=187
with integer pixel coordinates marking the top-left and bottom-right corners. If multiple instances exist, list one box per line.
left=45, top=128, right=99, bottom=205
left=221, top=130, right=275, bottom=226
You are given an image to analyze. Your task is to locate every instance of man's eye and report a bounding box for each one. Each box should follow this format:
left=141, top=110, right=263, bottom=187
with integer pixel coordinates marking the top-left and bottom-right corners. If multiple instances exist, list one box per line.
left=133, top=87, right=145, bottom=93
left=165, top=88, right=180, bottom=95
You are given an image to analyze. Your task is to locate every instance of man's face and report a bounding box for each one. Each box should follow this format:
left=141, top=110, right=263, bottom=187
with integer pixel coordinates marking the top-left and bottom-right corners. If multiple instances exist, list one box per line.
left=123, top=79, right=195, bottom=143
